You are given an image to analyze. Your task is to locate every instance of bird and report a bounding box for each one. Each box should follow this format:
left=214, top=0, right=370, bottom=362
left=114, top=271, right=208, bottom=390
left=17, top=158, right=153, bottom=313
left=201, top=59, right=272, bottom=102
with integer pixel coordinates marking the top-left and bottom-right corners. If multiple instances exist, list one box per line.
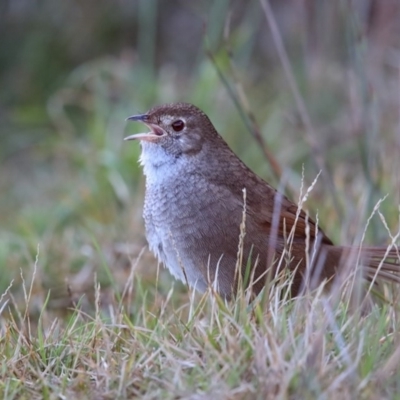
left=124, top=102, right=400, bottom=299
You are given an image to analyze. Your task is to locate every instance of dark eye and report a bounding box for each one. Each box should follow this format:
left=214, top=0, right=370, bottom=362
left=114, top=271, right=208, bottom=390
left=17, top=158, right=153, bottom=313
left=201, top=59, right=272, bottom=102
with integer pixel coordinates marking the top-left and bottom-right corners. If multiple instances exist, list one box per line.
left=171, top=119, right=185, bottom=132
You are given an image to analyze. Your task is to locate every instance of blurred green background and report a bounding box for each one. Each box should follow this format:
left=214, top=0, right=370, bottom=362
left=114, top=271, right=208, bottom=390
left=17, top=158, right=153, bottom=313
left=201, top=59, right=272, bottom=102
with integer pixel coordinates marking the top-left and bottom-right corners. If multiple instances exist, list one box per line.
left=1, top=0, right=400, bottom=313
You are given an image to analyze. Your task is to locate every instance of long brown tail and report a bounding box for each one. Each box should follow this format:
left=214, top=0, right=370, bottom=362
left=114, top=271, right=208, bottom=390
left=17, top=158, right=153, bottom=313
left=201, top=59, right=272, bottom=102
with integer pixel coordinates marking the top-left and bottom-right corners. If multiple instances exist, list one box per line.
left=333, top=245, right=400, bottom=285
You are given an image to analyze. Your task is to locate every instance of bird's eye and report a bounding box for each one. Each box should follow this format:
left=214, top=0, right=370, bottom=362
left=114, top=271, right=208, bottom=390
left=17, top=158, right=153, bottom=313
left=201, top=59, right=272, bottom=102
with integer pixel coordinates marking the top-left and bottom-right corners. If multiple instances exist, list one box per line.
left=171, top=119, right=185, bottom=132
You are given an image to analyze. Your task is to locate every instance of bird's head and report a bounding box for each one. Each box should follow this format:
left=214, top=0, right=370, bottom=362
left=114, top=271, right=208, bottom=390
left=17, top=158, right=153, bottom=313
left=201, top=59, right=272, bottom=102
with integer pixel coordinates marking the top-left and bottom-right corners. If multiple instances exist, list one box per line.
left=125, top=102, right=219, bottom=158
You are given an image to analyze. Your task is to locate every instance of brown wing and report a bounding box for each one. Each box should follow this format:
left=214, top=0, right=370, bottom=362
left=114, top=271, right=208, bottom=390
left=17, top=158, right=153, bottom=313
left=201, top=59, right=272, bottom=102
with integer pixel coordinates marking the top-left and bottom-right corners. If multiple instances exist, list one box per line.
left=201, top=149, right=333, bottom=246
left=246, top=180, right=333, bottom=246
left=279, top=201, right=333, bottom=245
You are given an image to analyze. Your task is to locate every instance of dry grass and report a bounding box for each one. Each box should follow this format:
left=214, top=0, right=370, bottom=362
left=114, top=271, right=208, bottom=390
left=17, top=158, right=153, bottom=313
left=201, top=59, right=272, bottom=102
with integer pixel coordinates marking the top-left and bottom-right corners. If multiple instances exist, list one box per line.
left=2, top=213, right=400, bottom=399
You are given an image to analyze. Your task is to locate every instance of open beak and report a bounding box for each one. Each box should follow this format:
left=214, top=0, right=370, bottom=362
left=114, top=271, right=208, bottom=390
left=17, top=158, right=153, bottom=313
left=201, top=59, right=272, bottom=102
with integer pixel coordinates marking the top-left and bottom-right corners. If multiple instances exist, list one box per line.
left=124, top=114, right=164, bottom=142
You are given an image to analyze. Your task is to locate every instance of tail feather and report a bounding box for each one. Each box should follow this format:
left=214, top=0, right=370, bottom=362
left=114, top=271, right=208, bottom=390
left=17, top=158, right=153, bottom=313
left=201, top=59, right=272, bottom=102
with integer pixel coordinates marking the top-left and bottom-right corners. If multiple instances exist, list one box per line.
left=340, top=245, right=400, bottom=284
left=364, top=268, right=400, bottom=284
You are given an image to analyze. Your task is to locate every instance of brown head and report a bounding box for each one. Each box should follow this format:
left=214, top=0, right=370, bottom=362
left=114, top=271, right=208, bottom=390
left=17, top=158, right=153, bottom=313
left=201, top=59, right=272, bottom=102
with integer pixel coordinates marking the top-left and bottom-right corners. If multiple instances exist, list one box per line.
left=125, top=102, right=222, bottom=157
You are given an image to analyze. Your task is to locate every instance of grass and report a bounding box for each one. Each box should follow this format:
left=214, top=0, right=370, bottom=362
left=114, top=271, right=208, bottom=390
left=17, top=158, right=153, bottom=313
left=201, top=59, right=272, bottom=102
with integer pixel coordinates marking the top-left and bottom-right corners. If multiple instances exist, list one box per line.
left=2, top=1, right=400, bottom=398
left=2, top=250, right=400, bottom=399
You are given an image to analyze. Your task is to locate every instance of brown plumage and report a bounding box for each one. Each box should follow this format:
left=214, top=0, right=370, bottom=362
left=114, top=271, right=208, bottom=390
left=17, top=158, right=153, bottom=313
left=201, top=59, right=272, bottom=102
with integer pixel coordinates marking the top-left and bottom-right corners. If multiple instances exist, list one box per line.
left=125, top=102, right=400, bottom=298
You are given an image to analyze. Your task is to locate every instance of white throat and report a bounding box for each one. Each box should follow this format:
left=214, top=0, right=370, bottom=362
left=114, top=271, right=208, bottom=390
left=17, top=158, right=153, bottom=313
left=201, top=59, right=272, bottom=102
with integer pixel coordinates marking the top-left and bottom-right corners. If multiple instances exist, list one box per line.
left=139, top=142, right=178, bottom=185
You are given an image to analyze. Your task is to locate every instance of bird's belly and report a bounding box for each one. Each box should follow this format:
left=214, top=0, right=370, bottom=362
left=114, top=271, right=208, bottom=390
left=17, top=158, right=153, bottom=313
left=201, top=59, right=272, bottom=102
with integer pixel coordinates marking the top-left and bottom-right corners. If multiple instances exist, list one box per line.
left=143, top=188, right=209, bottom=291
left=142, top=179, right=269, bottom=297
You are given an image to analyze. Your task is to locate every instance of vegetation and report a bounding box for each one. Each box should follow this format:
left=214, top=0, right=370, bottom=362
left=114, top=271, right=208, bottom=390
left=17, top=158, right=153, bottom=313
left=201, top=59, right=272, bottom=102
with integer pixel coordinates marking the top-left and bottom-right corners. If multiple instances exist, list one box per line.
left=1, top=1, right=400, bottom=398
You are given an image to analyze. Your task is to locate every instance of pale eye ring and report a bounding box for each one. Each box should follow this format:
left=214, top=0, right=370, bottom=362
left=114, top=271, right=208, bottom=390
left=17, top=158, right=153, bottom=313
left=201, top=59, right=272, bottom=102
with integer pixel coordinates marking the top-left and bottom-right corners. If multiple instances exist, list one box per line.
left=171, top=119, right=185, bottom=132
